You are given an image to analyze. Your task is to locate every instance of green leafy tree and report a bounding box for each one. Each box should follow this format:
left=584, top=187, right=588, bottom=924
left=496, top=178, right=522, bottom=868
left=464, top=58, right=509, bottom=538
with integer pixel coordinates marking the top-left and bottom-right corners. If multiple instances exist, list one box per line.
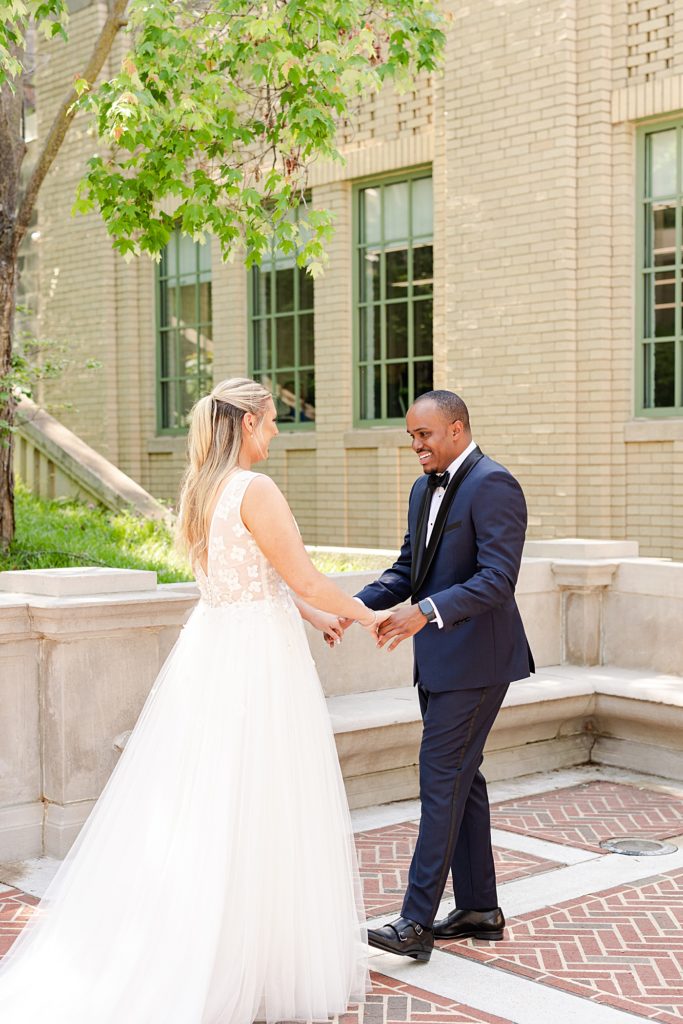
left=0, top=0, right=444, bottom=547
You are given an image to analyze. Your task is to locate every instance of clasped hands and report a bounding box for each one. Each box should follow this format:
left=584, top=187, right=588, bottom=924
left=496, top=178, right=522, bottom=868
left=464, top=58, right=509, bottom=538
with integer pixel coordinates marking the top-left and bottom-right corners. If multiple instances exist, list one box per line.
left=312, top=604, right=429, bottom=652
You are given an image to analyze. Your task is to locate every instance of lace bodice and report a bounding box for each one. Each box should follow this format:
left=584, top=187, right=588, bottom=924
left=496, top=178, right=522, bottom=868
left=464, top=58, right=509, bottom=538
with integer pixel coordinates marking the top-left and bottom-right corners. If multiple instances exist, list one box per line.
left=194, top=470, right=291, bottom=609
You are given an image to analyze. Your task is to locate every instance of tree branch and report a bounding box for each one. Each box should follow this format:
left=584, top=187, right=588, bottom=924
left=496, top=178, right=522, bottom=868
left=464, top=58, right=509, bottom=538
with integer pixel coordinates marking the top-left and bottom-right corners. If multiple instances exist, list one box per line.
left=14, top=0, right=130, bottom=247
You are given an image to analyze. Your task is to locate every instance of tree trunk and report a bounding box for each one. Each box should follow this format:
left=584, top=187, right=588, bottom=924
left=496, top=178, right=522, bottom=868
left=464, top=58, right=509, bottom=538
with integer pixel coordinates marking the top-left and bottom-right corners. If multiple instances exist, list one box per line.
left=0, top=68, right=25, bottom=550
left=0, top=0, right=128, bottom=547
left=0, top=253, right=17, bottom=548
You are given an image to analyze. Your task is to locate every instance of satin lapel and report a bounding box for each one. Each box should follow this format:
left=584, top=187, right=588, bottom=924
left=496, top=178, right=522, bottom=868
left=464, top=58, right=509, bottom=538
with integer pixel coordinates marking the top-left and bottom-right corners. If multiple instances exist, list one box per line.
left=412, top=448, right=484, bottom=595
left=411, top=479, right=432, bottom=591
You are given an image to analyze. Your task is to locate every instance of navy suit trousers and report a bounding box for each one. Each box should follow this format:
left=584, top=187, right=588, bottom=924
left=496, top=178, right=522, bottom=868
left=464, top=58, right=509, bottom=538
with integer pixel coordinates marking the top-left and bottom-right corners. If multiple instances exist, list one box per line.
left=401, top=683, right=509, bottom=928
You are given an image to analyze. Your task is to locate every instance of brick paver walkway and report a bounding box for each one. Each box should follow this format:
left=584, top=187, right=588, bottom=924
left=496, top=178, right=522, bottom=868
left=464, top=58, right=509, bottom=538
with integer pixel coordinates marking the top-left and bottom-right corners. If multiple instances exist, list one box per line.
left=491, top=781, right=683, bottom=853
left=340, top=974, right=514, bottom=1023
left=3, top=775, right=683, bottom=1023
left=440, top=867, right=683, bottom=1024
left=355, top=821, right=562, bottom=917
left=0, top=887, right=39, bottom=958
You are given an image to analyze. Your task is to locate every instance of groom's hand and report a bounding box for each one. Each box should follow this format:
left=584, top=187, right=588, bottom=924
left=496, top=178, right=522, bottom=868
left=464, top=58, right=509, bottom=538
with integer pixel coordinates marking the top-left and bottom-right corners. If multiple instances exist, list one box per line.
left=376, top=605, right=428, bottom=651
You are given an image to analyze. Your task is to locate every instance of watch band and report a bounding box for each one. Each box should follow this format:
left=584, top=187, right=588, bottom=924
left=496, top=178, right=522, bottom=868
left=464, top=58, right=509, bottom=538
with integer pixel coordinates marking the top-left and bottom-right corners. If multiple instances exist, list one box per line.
left=418, top=598, right=436, bottom=622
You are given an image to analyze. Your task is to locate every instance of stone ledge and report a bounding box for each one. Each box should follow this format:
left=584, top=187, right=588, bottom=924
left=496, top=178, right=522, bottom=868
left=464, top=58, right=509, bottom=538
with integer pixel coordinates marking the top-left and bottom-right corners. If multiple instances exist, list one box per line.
left=0, top=567, right=157, bottom=598
left=329, top=666, right=683, bottom=807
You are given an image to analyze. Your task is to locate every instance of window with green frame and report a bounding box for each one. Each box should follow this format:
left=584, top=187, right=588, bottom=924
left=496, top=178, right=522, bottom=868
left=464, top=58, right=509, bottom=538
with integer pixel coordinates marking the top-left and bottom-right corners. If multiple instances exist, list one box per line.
left=157, top=231, right=213, bottom=432
left=638, top=121, right=683, bottom=413
left=355, top=170, right=433, bottom=423
left=250, top=208, right=315, bottom=426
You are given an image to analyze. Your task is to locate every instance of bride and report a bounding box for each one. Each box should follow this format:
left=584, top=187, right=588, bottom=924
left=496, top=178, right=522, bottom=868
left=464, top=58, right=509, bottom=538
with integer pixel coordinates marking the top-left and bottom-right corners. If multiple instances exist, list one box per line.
left=0, top=377, right=378, bottom=1023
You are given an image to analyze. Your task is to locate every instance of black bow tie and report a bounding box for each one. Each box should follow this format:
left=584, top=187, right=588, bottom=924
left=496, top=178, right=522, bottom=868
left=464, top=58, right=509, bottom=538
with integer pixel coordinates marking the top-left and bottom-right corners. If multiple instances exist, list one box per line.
left=427, top=471, right=450, bottom=492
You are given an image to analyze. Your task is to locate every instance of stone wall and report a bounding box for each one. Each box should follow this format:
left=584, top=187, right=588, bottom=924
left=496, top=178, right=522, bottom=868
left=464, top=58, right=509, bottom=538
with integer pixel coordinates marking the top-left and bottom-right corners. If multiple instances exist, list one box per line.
left=1, top=540, right=681, bottom=860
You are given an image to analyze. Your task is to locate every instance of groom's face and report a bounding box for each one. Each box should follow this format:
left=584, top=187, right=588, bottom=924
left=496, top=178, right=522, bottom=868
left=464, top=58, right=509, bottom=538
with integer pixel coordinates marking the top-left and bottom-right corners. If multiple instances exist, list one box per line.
left=406, top=400, right=466, bottom=474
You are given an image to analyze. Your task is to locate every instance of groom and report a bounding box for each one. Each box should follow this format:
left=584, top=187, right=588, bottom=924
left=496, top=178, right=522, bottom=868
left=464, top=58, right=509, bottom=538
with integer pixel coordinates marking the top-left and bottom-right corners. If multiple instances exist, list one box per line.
left=355, top=390, right=534, bottom=963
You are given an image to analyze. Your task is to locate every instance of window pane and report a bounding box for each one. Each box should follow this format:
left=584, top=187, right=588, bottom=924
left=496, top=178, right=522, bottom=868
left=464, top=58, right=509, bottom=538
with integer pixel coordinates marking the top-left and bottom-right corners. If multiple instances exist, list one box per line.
left=650, top=204, right=676, bottom=267
left=274, top=372, right=297, bottom=422
left=299, top=369, right=316, bottom=423
left=180, top=376, right=200, bottom=425
left=360, top=364, right=381, bottom=420
left=654, top=271, right=676, bottom=337
left=275, top=316, right=295, bottom=368
left=414, top=360, right=433, bottom=399
left=275, top=267, right=294, bottom=313
left=412, top=177, right=433, bottom=237
left=255, top=370, right=274, bottom=393
left=179, top=283, right=195, bottom=325
left=254, top=269, right=271, bottom=317
left=413, top=244, right=433, bottom=292
left=253, top=319, right=270, bottom=372
left=384, top=182, right=409, bottom=241
left=649, top=130, right=677, bottom=197
left=159, top=330, right=178, bottom=378
left=159, top=278, right=171, bottom=328
left=180, top=324, right=198, bottom=377
left=359, top=306, right=379, bottom=362
left=198, top=282, right=211, bottom=323
left=414, top=300, right=433, bottom=357
left=299, top=269, right=314, bottom=311
left=163, top=234, right=178, bottom=278
left=654, top=341, right=675, bottom=406
left=360, top=248, right=380, bottom=303
left=160, top=380, right=182, bottom=430
left=299, top=313, right=314, bottom=367
left=361, top=187, right=381, bottom=244
left=386, top=246, right=409, bottom=299
left=177, top=233, right=196, bottom=279
left=200, top=329, right=213, bottom=374
left=386, top=302, right=408, bottom=360
left=386, top=362, right=409, bottom=418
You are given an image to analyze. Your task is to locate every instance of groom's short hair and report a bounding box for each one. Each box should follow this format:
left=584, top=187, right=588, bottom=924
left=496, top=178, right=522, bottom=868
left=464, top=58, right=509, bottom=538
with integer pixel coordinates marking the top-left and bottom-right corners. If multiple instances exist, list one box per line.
left=414, top=390, right=470, bottom=431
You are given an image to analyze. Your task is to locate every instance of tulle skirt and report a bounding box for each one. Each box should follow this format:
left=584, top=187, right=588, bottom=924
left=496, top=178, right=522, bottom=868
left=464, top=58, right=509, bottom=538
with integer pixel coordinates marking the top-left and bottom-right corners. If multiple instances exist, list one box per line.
left=0, top=598, right=368, bottom=1022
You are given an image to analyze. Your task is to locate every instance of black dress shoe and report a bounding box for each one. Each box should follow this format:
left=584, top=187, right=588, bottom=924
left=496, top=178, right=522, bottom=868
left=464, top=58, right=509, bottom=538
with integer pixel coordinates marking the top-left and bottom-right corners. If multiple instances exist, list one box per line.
left=433, top=907, right=505, bottom=941
left=367, top=916, right=434, bottom=962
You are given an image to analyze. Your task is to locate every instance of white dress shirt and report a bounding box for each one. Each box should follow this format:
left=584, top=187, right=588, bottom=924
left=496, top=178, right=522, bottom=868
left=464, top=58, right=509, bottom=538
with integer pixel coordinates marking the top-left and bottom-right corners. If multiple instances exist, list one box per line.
left=424, top=440, right=478, bottom=628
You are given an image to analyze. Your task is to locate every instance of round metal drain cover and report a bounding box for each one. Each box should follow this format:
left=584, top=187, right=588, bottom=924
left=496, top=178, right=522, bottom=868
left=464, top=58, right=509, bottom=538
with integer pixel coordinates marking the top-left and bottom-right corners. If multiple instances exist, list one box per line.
left=600, top=837, right=677, bottom=856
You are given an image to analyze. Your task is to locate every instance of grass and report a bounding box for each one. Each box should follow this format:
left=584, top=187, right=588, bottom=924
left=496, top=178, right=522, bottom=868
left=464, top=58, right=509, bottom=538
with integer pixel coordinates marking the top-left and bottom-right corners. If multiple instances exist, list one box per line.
left=0, top=486, right=393, bottom=581
left=1, top=485, right=192, bottom=582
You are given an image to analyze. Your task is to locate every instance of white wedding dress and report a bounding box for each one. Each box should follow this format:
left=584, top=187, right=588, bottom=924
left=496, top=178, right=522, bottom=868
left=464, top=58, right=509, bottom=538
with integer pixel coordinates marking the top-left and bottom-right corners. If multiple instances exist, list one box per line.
left=0, top=470, right=368, bottom=1022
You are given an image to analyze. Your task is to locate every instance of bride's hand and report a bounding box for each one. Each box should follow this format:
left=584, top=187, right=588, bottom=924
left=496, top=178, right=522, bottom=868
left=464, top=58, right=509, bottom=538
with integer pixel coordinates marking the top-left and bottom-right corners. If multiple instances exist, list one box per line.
left=307, top=609, right=344, bottom=648
left=357, top=605, right=390, bottom=637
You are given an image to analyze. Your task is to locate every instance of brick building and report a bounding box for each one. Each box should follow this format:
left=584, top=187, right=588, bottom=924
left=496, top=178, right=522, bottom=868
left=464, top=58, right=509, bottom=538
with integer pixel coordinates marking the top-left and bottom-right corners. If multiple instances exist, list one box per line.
left=21, top=0, right=683, bottom=557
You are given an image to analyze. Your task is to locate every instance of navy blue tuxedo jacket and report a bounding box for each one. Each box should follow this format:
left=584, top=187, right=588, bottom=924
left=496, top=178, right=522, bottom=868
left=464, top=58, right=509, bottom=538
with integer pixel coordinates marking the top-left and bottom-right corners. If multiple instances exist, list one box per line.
left=355, top=452, right=534, bottom=692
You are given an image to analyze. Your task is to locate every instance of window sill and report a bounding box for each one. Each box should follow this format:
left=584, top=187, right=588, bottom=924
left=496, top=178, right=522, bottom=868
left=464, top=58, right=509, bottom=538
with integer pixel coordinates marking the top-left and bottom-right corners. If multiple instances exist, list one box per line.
left=271, top=432, right=317, bottom=451
left=624, top=418, right=683, bottom=442
left=147, top=436, right=187, bottom=454
left=344, top=427, right=412, bottom=449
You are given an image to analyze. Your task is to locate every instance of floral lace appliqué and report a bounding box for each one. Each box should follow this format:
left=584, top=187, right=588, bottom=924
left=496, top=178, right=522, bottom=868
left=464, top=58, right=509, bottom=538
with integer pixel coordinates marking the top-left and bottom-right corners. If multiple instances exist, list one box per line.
left=194, top=471, right=291, bottom=610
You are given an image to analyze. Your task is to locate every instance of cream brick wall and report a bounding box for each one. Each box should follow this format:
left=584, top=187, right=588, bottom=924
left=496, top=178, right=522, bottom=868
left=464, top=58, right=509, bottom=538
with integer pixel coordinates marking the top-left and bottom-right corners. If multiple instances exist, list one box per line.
left=27, top=0, right=683, bottom=558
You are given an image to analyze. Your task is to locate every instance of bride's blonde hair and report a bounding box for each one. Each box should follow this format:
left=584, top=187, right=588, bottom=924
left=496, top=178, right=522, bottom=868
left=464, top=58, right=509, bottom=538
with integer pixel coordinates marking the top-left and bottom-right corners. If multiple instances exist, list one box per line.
left=176, top=377, right=272, bottom=568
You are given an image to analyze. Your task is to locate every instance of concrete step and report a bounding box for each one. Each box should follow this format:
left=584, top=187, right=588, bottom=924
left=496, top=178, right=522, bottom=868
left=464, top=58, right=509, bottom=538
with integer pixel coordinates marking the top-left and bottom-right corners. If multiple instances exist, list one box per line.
left=328, top=665, right=683, bottom=808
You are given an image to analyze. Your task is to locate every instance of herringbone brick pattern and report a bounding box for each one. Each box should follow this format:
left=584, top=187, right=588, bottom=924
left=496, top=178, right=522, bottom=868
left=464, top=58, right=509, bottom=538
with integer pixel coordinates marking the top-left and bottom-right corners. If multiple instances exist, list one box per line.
left=0, top=887, right=40, bottom=958
left=441, top=867, right=683, bottom=1024
left=355, top=820, right=561, bottom=917
left=491, top=781, right=683, bottom=853
left=338, top=973, right=514, bottom=1024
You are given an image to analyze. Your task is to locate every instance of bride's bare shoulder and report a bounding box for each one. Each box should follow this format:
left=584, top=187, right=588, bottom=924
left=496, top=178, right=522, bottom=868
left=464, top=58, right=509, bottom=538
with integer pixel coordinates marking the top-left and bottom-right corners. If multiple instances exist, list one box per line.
left=242, top=473, right=293, bottom=529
